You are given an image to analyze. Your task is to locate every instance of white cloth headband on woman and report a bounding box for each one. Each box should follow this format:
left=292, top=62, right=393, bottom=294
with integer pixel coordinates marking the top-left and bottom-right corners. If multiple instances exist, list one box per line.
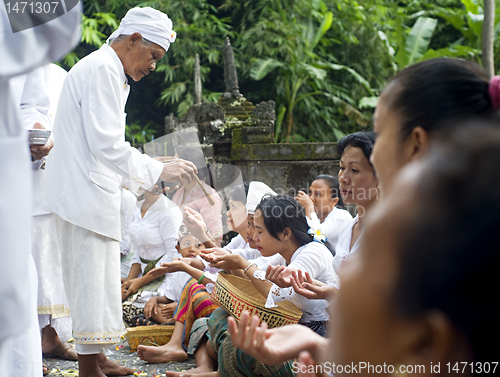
left=107, top=7, right=176, bottom=52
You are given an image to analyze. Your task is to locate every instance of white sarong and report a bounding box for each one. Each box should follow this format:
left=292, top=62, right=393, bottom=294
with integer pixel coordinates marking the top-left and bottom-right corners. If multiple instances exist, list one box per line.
left=33, top=214, right=72, bottom=341
left=54, top=215, right=123, bottom=347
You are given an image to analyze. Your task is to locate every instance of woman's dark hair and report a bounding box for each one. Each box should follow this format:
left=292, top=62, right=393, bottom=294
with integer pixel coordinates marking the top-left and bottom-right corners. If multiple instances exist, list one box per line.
left=228, top=183, right=249, bottom=205
left=337, top=131, right=376, bottom=166
left=393, top=120, right=500, bottom=365
left=176, top=145, right=214, bottom=188
left=314, top=174, right=345, bottom=209
left=385, top=58, right=494, bottom=141
left=256, top=195, right=313, bottom=246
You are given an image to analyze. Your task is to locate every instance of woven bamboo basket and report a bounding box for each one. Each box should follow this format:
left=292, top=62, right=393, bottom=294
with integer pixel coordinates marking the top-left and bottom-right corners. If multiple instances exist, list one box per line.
left=125, top=325, right=175, bottom=351
left=210, top=273, right=302, bottom=328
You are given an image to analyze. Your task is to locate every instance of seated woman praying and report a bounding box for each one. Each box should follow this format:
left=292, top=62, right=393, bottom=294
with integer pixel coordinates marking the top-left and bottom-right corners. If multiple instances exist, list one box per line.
left=121, top=183, right=183, bottom=326
left=290, top=131, right=378, bottom=301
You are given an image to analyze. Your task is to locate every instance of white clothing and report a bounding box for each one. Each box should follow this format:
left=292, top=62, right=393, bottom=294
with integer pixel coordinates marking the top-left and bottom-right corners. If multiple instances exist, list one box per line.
left=43, top=43, right=164, bottom=241
left=0, top=339, right=10, bottom=377
left=120, top=188, right=138, bottom=278
left=0, top=1, right=80, bottom=353
left=129, top=195, right=183, bottom=270
left=76, top=344, right=104, bottom=355
left=107, top=7, right=176, bottom=52
left=0, top=6, right=81, bottom=80
left=268, top=242, right=339, bottom=322
left=224, top=233, right=248, bottom=250
left=157, top=271, right=192, bottom=302
left=55, top=216, right=123, bottom=345
left=33, top=215, right=72, bottom=341
left=224, top=234, right=260, bottom=260
left=8, top=255, right=43, bottom=377
left=310, top=207, right=353, bottom=254
left=14, top=64, right=74, bottom=342
left=332, top=215, right=362, bottom=273
left=13, top=64, right=74, bottom=343
left=120, top=188, right=138, bottom=257
left=127, top=195, right=182, bottom=308
left=10, top=68, right=51, bottom=172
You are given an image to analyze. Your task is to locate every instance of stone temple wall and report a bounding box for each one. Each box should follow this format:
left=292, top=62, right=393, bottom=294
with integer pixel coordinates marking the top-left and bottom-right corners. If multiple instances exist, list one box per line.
left=230, top=135, right=340, bottom=195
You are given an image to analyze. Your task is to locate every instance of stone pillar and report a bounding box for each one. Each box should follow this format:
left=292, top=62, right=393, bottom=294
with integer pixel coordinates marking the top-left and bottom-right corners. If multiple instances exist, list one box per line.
left=194, top=54, right=202, bottom=104
left=223, top=38, right=241, bottom=98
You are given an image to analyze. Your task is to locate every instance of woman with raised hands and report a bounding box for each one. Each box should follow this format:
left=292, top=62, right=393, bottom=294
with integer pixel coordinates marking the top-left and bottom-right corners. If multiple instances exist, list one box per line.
left=203, top=195, right=338, bottom=335
left=288, top=131, right=378, bottom=301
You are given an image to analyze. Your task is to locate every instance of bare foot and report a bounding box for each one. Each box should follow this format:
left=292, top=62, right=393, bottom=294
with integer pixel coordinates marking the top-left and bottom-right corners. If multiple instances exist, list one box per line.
left=165, top=371, right=219, bottom=377
left=137, top=343, right=188, bottom=363
left=97, top=352, right=135, bottom=376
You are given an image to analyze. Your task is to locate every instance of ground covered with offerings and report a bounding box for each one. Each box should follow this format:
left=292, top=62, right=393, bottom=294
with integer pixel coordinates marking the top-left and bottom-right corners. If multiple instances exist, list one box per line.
left=44, top=337, right=196, bottom=377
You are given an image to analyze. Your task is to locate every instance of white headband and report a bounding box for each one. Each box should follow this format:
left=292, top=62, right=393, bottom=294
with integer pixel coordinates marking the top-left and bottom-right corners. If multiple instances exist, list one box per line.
left=107, top=7, right=176, bottom=52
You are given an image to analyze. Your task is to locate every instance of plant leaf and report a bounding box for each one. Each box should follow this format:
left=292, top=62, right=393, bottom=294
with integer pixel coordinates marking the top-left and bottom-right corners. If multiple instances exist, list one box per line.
left=320, top=62, right=373, bottom=95
left=250, top=58, right=284, bottom=80
left=358, top=96, right=379, bottom=109
left=420, top=45, right=480, bottom=61
left=311, top=11, right=333, bottom=49
left=395, top=16, right=438, bottom=68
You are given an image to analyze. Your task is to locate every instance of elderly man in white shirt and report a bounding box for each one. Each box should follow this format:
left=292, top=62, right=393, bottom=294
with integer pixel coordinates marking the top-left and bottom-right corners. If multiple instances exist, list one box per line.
left=43, top=7, right=197, bottom=377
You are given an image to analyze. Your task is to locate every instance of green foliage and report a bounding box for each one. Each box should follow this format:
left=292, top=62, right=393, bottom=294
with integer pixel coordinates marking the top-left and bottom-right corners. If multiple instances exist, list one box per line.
left=125, top=122, right=156, bottom=144
left=65, top=0, right=498, bottom=145
left=395, top=17, right=438, bottom=68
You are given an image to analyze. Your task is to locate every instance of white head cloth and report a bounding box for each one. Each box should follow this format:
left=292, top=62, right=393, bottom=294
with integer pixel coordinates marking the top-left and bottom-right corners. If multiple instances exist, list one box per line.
left=107, top=7, right=176, bottom=52
left=246, top=182, right=277, bottom=215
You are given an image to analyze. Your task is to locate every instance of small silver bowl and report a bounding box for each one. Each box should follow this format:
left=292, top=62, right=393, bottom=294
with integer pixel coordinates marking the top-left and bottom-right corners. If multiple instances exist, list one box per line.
left=28, top=129, right=51, bottom=145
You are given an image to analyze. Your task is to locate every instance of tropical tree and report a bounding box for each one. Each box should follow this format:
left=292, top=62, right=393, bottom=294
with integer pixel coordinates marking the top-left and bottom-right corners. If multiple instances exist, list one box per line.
left=249, top=10, right=375, bottom=142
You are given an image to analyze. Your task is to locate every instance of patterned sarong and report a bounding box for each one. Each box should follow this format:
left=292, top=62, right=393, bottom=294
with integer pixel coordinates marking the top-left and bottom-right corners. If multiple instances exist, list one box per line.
left=173, top=278, right=218, bottom=350
left=208, top=308, right=296, bottom=377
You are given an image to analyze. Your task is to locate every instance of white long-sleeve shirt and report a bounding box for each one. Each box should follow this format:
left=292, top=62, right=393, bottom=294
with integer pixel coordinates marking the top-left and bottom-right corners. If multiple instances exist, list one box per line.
left=332, top=215, right=363, bottom=273
left=129, top=195, right=183, bottom=270
left=312, top=207, right=353, bottom=254
left=43, top=43, right=164, bottom=241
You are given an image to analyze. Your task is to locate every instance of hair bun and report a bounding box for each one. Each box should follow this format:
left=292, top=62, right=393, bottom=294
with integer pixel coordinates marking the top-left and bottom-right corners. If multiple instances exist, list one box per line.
left=488, top=76, right=500, bottom=110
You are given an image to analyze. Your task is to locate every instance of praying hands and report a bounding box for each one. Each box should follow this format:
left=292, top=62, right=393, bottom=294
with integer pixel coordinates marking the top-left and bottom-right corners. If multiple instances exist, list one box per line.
left=265, top=265, right=294, bottom=288
left=290, top=270, right=337, bottom=300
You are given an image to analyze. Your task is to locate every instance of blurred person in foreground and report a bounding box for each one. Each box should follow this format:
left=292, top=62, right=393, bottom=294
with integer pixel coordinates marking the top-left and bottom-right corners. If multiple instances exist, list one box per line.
left=0, top=4, right=81, bottom=376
